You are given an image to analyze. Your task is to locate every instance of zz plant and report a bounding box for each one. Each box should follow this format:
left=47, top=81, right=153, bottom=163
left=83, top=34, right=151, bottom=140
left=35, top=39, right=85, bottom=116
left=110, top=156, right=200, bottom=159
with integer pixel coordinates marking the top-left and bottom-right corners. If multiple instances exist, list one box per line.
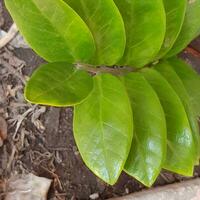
left=5, top=0, right=200, bottom=187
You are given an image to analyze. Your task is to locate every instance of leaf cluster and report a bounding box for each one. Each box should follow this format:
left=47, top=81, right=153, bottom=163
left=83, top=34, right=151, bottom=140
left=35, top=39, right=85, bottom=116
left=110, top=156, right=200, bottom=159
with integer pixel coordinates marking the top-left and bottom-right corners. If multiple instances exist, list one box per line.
left=5, top=0, right=200, bottom=186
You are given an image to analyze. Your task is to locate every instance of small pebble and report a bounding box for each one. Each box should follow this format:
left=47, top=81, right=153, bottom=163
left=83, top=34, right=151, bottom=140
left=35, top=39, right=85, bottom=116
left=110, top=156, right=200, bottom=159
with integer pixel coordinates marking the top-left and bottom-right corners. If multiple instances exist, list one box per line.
left=125, top=188, right=129, bottom=194
left=89, top=193, right=99, bottom=200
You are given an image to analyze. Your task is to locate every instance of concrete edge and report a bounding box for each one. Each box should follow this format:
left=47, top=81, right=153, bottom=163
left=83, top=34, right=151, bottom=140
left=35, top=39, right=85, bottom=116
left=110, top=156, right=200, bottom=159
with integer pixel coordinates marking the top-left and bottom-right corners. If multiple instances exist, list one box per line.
left=109, top=178, right=200, bottom=200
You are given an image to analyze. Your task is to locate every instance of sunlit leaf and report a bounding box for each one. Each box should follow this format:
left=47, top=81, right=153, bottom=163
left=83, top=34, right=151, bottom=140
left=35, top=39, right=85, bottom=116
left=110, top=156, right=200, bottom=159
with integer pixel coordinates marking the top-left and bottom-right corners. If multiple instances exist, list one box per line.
left=156, top=0, right=187, bottom=58
left=155, top=61, right=200, bottom=163
left=25, top=62, right=93, bottom=106
left=123, top=73, right=167, bottom=187
left=143, top=69, right=196, bottom=176
left=5, top=0, right=96, bottom=63
left=63, top=0, right=126, bottom=65
left=166, top=0, right=200, bottom=57
left=74, top=73, right=133, bottom=185
left=113, top=0, right=166, bottom=67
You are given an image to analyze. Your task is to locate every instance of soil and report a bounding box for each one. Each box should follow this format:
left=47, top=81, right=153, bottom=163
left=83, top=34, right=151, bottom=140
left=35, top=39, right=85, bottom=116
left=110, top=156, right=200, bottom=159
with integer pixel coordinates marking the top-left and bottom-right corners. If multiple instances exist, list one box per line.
left=1, top=1, right=200, bottom=200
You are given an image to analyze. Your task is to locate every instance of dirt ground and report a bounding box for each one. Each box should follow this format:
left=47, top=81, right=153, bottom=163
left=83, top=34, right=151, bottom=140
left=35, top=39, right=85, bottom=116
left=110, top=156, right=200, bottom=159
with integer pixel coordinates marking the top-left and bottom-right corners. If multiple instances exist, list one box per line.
left=1, top=1, right=200, bottom=200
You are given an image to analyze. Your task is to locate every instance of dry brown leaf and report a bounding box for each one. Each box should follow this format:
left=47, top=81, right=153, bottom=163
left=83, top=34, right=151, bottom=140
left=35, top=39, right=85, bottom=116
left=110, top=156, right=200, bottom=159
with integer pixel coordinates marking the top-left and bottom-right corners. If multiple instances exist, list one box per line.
left=0, top=116, right=7, bottom=146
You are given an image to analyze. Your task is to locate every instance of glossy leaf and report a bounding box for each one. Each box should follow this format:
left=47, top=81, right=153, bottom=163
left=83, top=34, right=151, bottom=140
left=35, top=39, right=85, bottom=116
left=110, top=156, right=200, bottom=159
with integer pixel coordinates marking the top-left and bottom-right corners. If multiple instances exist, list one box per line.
left=123, top=73, right=167, bottom=187
left=64, top=0, right=126, bottom=65
left=168, top=57, right=200, bottom=117
left=156, top=0, right=187, bottom=58
left=155, top=61, right=200, bottom=163
left=166, top=0, right=200, bottom=57
left=73, top=74, right=133, bottom=185
left=25, top=62, right=93, bottom=106
left=114, top=0, right=166, bottom=67
left=5, top=0, right=95, bottom=63
left=143, top=69, right=195, bottom=176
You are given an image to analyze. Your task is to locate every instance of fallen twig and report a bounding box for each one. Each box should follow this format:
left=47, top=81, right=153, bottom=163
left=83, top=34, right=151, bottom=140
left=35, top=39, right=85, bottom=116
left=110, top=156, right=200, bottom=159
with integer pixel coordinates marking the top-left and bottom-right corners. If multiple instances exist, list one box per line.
left=6, top=144, right=17, bottom=170
left=41, top=166, right=63, bottom=192
left=0, top=23, right=18, bottom=49
left=11, top=106, right=36, bottom=140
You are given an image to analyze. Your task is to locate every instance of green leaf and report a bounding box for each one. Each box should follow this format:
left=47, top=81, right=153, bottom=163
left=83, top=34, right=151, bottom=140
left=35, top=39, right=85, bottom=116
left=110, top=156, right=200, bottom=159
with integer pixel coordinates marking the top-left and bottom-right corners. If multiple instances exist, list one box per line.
left=156, top=0, right=187, bottom=58
left=63, top=0, right=126, bottom=66
left=142, top=69, right=196, bottom=176
left=154, top=61, right=200, bottom=163
left=168, top=57, right=200, bottom=117
left=113, top=0, right=166, bottom=67
left=123, top=73, right=167, bottom=187
left=25, top=62, right=93, bottom=106
left=73, top=74, right=133, bottom=185
left=166, top=0, right=200, bottom=57
left=5, top=0, right=95, bottom=63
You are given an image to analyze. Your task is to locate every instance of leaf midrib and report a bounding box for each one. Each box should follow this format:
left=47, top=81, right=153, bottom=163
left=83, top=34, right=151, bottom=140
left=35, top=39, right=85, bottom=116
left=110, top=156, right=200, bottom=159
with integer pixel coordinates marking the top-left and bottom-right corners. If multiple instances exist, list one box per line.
left=31, top=0, right=75, bottom=59
left=79, top=0, right=103, bottom=60
left=96, top=76, right=111, bottom=183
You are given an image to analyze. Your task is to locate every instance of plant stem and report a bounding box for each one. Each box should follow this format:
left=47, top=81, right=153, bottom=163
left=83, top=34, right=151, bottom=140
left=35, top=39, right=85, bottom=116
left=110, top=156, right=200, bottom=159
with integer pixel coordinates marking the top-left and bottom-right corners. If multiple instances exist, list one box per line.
left=75, top=63, right=139, bottom=75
